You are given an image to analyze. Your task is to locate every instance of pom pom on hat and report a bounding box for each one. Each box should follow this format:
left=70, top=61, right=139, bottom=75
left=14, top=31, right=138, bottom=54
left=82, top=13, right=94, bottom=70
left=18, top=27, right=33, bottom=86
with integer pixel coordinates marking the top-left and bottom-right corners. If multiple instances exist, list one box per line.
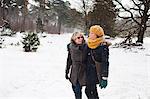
left=89, top=25, right=104, bottom=37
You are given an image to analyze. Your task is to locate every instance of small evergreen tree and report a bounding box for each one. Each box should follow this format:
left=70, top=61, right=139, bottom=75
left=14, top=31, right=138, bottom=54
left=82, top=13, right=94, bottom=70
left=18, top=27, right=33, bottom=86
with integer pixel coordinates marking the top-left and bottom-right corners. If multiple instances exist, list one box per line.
left=22, top=32, right=40, bottom=52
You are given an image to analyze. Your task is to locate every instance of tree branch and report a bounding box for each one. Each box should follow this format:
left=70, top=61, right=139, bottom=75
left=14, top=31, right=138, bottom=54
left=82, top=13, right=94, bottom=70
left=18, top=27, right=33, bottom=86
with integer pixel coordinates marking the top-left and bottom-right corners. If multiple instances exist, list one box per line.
left=129, top=8, right=142, bottom=11
left=131, top=0, right=144, bottom=18
left=118, top=26, right=138, bottom=33
left=118, top=19, right=133, bottom=29
left=118, top=15, right=131, bottom=19
left=129, top=7, right=143, bottom=16
left=131, top=0, right=142, bottom=9
left=114, top=0, right=141, bottom=26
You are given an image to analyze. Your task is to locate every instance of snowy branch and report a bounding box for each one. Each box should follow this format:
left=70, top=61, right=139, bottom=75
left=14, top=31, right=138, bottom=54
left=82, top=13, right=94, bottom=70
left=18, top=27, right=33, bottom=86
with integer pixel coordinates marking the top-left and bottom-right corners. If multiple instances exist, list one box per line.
left=114, top=0, right=141, bottom=26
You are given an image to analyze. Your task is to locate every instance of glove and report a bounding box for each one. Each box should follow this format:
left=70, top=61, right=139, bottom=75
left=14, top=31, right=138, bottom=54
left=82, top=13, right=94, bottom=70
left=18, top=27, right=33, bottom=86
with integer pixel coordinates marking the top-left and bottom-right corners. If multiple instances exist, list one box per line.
left=65, top=73, right=69, bottom=80
left=99, top=79, right=107, bottom=89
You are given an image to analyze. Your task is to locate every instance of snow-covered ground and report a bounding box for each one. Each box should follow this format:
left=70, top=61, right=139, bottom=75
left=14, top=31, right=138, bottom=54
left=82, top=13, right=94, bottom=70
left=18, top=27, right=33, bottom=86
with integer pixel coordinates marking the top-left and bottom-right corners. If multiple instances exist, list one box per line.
left=0, top=33, right=150, bottom=99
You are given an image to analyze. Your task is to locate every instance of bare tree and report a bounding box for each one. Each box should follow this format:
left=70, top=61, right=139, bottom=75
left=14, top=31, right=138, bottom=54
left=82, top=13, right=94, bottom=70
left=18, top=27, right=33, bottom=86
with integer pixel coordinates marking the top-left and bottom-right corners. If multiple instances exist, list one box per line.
left=114, top=0, right=150, bottom=43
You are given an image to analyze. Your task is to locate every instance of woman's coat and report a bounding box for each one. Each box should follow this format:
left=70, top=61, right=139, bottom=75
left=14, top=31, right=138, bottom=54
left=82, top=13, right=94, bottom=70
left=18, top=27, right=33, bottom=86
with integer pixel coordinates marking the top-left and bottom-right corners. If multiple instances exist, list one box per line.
left=66, top=43, right=87, bottom=86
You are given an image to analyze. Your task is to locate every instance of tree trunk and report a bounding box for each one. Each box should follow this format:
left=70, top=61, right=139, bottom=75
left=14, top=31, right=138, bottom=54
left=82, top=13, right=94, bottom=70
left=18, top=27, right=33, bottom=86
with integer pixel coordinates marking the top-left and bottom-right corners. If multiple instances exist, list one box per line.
left=82, top=0, right=88, bottom=35
left=2, top=6, right=5, bottom=20
left=21, top=0, right=28, bottom=32
left=84, top=11, right=88, bottom=35
left=1, top=4, right=8, bottom=20
left=21, top=16, right=26, bottom=32
left=57, top=16, right=61, bottom=34
left=136, top=26, right=145, bottom=43
left=136, top=3, right=149, bottom=44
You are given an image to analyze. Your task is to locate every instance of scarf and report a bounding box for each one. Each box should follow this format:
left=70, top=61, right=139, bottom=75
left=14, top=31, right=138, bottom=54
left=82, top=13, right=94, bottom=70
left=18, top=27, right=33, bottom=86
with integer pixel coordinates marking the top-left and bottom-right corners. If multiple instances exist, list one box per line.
left=87, top=37, right=104, bottom=49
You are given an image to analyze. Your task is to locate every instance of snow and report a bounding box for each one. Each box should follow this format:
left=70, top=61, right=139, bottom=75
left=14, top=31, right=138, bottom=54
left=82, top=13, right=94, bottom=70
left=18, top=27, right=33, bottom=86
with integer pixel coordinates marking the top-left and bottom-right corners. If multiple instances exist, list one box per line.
left=0, top=33, right=150, bottom=99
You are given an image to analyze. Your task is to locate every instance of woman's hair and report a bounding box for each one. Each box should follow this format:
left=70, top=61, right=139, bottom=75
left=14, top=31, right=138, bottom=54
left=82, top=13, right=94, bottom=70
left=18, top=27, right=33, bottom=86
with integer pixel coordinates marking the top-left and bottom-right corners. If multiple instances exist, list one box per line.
left=71, top=32, right=85, bottom=44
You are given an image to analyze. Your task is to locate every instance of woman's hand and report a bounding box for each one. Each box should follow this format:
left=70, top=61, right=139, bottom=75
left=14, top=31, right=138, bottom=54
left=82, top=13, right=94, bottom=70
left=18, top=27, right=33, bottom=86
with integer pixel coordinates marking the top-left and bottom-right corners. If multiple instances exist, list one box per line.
left=99, top=77, right=108, bottom=89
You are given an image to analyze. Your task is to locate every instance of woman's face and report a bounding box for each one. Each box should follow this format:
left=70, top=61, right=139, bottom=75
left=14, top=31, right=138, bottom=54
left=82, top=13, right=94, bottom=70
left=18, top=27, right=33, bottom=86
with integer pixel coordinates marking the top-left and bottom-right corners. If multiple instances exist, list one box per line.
left=74, top=34, right=84, bottom=45
left=89, top=32, right=97, bottom=40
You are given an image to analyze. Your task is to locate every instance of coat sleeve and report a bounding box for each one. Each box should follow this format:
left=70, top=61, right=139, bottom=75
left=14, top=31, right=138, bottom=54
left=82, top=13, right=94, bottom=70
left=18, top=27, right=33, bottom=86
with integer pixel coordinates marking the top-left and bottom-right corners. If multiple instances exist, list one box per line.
left=65, top=44, right=72, bottom=74
left=101, top=46, right=109, bottom=77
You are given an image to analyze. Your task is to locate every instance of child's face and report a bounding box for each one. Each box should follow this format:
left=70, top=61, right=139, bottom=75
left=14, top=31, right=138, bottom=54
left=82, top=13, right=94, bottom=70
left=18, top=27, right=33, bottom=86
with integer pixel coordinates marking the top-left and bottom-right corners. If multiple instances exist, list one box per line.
left=89, top=32, right=97, bottom=40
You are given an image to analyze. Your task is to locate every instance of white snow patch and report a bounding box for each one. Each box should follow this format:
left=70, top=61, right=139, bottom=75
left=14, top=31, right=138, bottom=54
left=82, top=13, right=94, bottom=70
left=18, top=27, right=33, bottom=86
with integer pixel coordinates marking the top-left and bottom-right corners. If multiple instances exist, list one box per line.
left=0, top=33, right=149, bottom=99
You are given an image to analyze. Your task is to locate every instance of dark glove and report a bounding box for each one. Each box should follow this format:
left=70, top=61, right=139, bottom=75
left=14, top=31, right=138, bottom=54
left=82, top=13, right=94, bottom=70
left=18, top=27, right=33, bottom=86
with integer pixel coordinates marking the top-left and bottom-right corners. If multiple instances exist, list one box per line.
left=99, top=79, right=107, bottom=89
left=65, top=73, right=69, bottom=80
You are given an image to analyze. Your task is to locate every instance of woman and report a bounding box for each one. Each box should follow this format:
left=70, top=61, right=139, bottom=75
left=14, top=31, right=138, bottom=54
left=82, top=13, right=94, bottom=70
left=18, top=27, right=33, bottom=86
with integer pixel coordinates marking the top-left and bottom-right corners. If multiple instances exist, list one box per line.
left=85, top=25, right=111, bottom=99
left=65, top=32, right=87, bottom=99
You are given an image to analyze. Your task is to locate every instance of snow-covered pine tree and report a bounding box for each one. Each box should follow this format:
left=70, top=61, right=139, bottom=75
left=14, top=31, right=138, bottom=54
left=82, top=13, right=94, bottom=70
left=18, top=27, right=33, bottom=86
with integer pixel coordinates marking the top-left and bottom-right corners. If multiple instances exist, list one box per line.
left=22, top=32, right=40, bottom=52
left=0, top=36, right=5, bottom=48
left=0, top=20, right=15, bottom=36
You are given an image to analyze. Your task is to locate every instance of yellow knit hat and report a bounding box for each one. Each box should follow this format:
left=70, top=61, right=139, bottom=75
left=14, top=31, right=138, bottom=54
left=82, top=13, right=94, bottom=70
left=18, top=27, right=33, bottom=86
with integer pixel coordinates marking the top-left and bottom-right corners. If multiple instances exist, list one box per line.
left=89, top=25, right=104, bottom=37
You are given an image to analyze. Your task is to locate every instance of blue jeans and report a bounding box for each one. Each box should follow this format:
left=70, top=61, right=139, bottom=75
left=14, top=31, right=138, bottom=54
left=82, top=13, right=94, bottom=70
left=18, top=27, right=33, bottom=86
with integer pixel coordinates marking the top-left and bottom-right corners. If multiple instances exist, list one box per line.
left=72, top=81, right=82, bottom=99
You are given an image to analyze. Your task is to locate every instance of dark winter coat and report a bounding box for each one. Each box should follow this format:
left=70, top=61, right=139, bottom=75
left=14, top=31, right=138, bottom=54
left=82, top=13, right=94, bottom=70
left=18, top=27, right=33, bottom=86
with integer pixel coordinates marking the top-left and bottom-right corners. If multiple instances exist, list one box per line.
left=86, top=43, right=109, bottom=85
left=66, top=43, right=87, bottom=86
